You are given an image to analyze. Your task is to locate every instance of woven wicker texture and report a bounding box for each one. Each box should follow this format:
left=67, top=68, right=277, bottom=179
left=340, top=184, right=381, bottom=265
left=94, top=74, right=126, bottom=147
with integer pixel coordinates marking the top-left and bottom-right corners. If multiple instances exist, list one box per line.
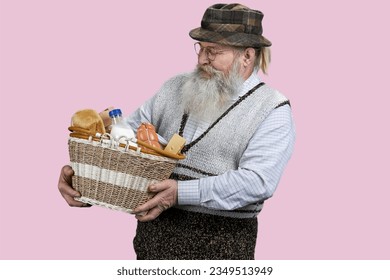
left=68, top=137, right=177, bottom=214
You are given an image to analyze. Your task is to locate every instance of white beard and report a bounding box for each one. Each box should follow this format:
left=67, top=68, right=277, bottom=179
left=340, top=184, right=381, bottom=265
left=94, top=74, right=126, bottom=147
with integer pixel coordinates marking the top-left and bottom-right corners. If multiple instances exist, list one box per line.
left=180, top=60, right=244, bottom=122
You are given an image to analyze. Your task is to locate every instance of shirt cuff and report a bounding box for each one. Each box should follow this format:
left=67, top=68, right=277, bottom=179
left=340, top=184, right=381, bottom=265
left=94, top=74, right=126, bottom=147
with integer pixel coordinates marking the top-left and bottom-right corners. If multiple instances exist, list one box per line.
left=177, top=180, right=200, bottom=205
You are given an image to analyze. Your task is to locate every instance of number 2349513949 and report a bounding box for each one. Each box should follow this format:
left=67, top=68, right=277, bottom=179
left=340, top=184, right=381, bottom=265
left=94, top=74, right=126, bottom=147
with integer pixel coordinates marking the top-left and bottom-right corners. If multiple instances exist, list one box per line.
left=209, top=266, right=273, bottom=276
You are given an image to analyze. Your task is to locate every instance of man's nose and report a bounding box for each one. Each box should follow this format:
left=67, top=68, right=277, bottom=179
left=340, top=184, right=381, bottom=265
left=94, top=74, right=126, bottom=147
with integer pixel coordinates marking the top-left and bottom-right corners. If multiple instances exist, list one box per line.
left=198, top=51, right=210, bottom=65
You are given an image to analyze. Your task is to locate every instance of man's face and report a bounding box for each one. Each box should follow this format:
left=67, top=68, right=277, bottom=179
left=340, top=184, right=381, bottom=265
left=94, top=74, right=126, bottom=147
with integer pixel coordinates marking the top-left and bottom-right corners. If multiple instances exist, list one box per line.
left=196, top=42, right=243, bottom=78
left=181, top=43, right=245, bottom=121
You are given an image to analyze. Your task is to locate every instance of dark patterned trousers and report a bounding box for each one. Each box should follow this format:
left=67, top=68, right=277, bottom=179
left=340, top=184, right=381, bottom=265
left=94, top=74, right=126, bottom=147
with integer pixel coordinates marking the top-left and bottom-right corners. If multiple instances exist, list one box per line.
left=133, top=207, right=258, bottom=260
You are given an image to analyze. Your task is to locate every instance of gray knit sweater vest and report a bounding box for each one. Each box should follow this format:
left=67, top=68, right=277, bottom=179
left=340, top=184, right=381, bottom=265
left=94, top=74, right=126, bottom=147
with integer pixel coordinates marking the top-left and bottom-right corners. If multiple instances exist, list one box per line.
left=149, top=74, right=289, bottom=218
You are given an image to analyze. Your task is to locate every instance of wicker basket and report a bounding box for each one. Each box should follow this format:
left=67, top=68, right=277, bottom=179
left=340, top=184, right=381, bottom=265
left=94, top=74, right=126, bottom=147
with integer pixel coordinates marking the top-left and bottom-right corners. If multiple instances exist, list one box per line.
left=68, top=127, right=184, bottom=214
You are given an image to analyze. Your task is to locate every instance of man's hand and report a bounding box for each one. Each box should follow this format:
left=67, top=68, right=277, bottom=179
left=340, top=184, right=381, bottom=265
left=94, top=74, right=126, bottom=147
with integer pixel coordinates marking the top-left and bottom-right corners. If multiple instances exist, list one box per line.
left=133, top=179, right=178, bottom=222
left=58, top=165, right=90, bottom=207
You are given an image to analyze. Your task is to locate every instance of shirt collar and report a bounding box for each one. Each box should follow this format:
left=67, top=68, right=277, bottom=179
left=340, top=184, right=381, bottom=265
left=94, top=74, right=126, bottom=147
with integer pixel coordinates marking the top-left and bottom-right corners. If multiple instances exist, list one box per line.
left=240, top=71, right=261, bottom=96
left=232, top=71, right=261, bottom=100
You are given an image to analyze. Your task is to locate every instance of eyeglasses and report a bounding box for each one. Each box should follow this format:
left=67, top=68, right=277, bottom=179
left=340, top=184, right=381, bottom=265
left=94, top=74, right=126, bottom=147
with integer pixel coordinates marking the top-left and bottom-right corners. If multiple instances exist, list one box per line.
left=194, top=42, right=232, bottom=61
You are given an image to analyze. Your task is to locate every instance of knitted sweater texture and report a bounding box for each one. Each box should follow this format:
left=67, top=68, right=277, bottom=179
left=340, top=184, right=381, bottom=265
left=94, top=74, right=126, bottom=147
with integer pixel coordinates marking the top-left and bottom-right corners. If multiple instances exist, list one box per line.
left=149, top=74, right=288, bottom=218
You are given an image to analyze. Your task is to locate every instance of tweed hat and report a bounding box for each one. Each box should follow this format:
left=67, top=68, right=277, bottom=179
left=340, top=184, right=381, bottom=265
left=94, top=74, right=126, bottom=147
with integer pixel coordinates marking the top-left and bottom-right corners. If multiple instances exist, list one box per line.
left=189, top=3, right=272, bottom=48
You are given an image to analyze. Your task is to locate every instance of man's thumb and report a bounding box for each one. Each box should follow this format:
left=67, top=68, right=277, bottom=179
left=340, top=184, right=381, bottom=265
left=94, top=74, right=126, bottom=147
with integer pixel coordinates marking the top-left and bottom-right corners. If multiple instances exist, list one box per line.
left=62, top=165, right=74, bottom=177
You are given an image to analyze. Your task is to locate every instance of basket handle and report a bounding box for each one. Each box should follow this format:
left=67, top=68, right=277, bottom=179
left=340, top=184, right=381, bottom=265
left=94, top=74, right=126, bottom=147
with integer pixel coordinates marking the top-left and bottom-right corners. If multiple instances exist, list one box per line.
left=68, top=126, right=185, bottom=160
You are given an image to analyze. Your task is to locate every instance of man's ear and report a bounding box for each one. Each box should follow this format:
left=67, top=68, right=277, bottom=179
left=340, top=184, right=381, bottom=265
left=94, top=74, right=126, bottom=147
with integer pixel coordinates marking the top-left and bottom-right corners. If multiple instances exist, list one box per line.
left=243, top=48, right=256, bottom=67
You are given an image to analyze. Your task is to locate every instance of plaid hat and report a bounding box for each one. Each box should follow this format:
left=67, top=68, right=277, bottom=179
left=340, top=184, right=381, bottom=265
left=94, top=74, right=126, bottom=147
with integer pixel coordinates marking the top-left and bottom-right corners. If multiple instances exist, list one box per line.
left=189, top=3, right=272, bottom=48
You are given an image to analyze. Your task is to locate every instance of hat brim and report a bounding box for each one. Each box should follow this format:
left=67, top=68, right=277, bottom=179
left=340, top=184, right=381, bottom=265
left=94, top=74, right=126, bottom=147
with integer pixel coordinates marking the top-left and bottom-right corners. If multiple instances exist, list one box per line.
left=189, top=27, right=272, bottom=48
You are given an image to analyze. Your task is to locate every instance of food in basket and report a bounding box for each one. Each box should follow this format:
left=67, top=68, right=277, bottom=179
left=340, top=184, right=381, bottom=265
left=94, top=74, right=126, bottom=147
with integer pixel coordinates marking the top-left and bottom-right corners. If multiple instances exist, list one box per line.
left=68, top=108, right=185, bottom=214
left=68, top=137, right=178, bottom=214
left=109, top=109, right=137, bottom=147
left=71, top=109, right=106, bottom=136
left=164, top=134, right=186, bottom=154
left=99, top=106, right=114, bottom=132
left=136, top=123, right=162, bottom=152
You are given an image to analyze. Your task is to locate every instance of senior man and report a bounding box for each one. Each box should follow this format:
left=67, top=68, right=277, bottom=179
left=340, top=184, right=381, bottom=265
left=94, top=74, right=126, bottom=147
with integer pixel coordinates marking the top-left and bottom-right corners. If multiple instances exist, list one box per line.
left=58, top=3, right=295, bottom=259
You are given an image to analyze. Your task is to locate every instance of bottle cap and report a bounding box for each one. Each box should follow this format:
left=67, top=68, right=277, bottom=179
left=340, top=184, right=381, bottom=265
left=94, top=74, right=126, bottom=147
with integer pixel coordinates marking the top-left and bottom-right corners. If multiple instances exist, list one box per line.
left=109, top=109, right=122, bottom=118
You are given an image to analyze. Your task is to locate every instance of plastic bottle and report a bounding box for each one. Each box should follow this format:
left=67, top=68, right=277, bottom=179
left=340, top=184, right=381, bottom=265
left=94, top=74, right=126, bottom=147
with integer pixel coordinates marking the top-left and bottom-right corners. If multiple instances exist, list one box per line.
left=108, top=109, right=137, bottom=147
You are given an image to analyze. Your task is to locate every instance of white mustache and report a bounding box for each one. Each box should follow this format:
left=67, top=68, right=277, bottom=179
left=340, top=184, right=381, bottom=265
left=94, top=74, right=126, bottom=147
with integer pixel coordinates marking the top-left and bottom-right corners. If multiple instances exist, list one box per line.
left=196, top=64, right=223, bottom=77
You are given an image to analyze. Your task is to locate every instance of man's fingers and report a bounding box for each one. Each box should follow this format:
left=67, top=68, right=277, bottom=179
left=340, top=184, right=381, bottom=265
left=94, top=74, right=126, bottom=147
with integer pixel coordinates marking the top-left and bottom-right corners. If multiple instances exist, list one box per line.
left=58, top=165, right=89, bottom=207
left=59, top=183, right=81, bottom=199
left=58, top=166, right=80, bottom=197
left=148, top=181, right=169, bottom=192
left=62, top=165, right=74, bottom=176
left=133, top=196, right=158, bottom=214
left=136, top=206, right=163, bottom=222
left=61, top=165, right=74, bottom=185
left=133, top=179, right=177, bottom=219
left=132, top=182, right=169, bottom=213
left=62, top=194, right=89, bottom=207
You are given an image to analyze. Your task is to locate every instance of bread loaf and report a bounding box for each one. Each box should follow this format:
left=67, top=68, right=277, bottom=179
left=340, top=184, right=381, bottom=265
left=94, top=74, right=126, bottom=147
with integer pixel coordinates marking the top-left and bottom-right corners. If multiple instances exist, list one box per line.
left=71, top=109, right=105, bottom=136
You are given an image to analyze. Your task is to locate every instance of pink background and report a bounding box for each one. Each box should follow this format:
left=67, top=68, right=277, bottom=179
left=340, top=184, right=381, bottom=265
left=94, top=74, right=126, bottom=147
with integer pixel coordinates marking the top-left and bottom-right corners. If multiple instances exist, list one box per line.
left=1, top=0, right=389, bottom=260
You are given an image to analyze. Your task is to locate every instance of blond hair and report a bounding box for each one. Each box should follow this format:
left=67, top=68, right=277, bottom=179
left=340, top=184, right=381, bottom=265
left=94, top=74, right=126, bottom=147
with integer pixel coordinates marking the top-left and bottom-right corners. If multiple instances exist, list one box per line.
left=232, top=46, right=271, bottom=75
left=254, top=47, right=271, bottom=74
